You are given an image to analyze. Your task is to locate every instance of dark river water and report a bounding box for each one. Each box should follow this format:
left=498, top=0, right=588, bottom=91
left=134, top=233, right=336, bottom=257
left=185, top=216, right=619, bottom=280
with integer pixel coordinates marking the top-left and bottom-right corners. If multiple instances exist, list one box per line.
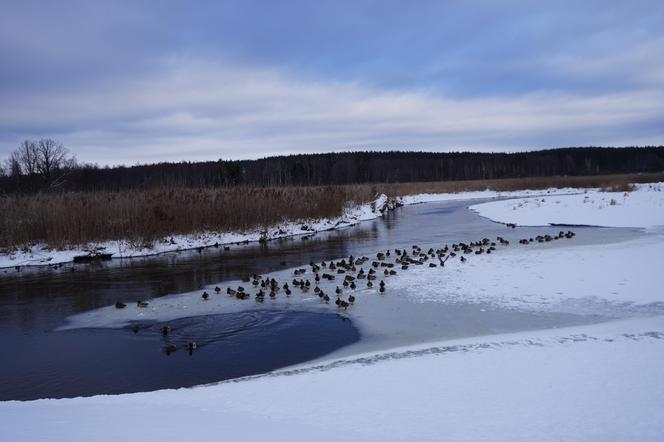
left=0, top=199, right=642, bottom=401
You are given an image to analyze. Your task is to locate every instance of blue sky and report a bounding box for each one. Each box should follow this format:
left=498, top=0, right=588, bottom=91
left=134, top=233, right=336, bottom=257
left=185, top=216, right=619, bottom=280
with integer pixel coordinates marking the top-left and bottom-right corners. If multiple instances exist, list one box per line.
left=1, top=0, right=663, bottom=165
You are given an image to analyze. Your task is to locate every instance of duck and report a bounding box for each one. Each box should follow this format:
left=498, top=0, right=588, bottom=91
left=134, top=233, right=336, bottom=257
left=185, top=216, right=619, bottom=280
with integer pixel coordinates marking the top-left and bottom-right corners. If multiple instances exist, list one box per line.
left=164, top=345, right=178, bottom=356
left=348, top=294, right=356, bottom=304
left=214, top=286, right=221, bottom=294
left=115, top=301, right=127, bottom=309
left=460, top=256, right=467, bottom=262
left=336, top=286, right=342, bottom=294
left=136, top=300, right=149, bottom=308
left=161, top=326, right=171, bottom=336
left=367, top=281, right=373, bottom=288
left=201, top=291, right=209, bottom=300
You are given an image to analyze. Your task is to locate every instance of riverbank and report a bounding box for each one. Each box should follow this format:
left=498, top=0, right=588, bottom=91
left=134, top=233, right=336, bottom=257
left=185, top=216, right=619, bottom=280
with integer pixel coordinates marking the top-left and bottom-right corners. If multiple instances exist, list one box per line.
left=1, top=186, right=587, bottom=269
left=2, top=185, right=663, bottom=440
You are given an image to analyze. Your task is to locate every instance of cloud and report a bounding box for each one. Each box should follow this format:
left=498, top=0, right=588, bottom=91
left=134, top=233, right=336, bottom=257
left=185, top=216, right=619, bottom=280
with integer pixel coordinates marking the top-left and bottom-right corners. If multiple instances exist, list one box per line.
left=1, top=56, right=662, bottom=165
left=1, top=1, right=663, bottom=164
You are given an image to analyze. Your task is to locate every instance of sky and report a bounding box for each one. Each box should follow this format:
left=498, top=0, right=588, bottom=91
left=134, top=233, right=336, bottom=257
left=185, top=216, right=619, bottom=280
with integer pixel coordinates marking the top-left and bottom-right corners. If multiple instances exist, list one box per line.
left=1, top=0, right=663, bottom=165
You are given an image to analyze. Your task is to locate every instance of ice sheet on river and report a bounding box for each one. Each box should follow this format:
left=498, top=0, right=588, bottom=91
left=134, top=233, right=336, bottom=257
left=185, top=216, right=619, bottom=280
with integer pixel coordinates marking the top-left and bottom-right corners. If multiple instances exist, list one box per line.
left=60, top=230, right=663, bottom=350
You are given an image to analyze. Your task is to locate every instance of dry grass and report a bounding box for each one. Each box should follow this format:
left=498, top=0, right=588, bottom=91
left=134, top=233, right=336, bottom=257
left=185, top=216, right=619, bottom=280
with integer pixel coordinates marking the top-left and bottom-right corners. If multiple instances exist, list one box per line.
left=2, top=172, right=662, bottom=250
left=375, top=172, right=664, bottom=197
left=0, top=186, right=375, bottom=250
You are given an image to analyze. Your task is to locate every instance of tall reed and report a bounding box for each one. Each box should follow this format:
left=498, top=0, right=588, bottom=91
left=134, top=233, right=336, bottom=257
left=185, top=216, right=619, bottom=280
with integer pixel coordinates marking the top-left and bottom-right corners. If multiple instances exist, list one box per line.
left=1, top=172, right=662, bottom=250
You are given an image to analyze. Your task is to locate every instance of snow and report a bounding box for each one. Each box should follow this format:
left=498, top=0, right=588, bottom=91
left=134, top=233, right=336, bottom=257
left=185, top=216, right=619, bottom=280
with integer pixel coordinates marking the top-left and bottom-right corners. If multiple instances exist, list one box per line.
left=2, top=317, right=664, bottom=441
left=0, top=186, right=582, bottom=269
left=470, top=182, right=664, bottom=228
left=399, top=186, right=580, bottom=205
left=4, top=183, right=664, bottom=441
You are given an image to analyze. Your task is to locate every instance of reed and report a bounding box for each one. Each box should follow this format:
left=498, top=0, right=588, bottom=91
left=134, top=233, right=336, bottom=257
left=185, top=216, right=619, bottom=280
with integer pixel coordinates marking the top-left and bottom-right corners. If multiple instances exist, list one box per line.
left=1, top=172, right=662, bottom=250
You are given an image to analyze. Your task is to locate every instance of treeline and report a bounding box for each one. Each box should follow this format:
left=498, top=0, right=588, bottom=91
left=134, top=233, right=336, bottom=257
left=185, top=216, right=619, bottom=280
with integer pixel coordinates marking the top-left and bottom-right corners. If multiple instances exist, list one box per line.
left=2, top=146, right=664, bottom=193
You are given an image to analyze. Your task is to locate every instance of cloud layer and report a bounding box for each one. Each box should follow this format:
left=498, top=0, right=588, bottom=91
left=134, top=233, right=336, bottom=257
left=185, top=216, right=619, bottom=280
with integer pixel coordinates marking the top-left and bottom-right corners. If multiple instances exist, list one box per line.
left=1, top=1, right=663, bottom=165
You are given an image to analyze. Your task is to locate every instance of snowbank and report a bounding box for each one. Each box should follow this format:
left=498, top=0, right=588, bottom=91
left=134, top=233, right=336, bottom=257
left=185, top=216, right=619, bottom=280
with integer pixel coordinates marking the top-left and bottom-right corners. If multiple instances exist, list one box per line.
left=470, top=182, right=664, bottom=228
left=2, top=316, right=663, bottom=441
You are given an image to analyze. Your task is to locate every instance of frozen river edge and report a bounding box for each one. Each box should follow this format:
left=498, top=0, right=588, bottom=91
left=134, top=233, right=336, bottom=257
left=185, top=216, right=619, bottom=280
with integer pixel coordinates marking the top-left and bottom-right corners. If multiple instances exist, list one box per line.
left=2, top=183, right=663, bottom=441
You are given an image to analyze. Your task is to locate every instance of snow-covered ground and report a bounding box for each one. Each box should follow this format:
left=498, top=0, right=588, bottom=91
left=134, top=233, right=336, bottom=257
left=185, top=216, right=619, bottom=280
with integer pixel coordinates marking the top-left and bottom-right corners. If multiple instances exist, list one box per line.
left=471, top=182, right=664, bottom=228
left=2, top=317, right=663, bottom=441
left=0, top=187, right=580, bottom=269
left=2, top=182, right=664, bottom=441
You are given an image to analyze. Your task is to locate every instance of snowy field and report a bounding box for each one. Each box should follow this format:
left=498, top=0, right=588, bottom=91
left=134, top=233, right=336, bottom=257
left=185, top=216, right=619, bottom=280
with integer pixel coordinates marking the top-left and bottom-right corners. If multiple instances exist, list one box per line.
left=0, top=187, right=580, bottom=269
left=471, top=182, right=664, bottom=228
left=1, top=182, right=663, bottom=441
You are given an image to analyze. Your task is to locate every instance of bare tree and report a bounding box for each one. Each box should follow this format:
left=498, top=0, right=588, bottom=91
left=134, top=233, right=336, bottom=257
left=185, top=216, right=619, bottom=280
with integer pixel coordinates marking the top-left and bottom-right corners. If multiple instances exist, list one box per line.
left=2, top=138, right=77, bottom=189
left=6, top=151, right=24, bottom=177
left=36, top=138, right=74, bottom=186
left=16, top=140, right=39, bottom=176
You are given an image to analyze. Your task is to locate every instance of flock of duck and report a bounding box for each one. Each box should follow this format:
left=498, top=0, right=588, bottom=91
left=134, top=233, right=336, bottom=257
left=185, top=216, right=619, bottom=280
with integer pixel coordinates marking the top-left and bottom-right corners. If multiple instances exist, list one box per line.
left=113, top=227, right=577, bottom=355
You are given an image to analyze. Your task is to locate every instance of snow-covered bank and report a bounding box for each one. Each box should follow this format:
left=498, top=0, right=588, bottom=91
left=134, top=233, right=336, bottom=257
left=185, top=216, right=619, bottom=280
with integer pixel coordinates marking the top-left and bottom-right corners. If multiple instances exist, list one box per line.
left=2, top=316, right=663, bottom=442
left=399, top=186, right=580, bottom=205
left=0, top=195, right=390, bottom=269
left=0, top=187, right=582, bottom=269
left=470, top=182, right=664, bottom=228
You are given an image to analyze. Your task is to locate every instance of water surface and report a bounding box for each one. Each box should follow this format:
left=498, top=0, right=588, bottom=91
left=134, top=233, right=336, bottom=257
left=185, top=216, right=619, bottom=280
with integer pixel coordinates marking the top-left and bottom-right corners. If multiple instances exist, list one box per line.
left=0, top=199, right=646, bottom=400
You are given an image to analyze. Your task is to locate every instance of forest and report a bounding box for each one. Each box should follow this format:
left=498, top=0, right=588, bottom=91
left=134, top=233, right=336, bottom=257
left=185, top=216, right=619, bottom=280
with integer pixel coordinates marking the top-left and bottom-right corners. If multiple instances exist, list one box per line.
left=1, top=146, right=663, bottom=193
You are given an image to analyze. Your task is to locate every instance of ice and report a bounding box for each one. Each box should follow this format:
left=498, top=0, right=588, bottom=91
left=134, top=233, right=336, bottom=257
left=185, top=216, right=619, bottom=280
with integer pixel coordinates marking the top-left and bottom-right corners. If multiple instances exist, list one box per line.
left=60, top=223, right=663, bottom=354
